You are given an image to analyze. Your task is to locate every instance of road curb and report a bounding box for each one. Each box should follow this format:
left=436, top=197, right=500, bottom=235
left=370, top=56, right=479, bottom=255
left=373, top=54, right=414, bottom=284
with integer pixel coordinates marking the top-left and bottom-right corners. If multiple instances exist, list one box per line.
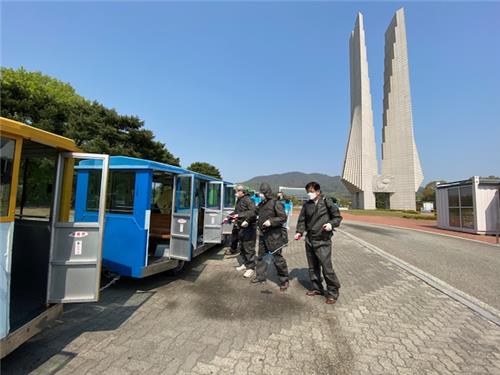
left=338, top=228, right=500, bottom=327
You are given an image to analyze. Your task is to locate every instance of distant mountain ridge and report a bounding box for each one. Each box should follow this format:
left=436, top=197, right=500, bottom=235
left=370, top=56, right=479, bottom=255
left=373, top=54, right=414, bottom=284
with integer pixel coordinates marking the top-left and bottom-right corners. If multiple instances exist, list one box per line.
left=241, top=172, right=351, bottom=198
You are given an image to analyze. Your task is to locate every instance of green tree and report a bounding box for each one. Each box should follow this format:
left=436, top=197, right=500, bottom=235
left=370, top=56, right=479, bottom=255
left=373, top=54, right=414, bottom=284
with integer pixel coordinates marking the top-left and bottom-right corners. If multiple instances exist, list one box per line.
left=0, top=67, right=179, bottom=165
left=286, top=195, right=301, bottom=206
left=187, top=162, right=222, bottom=179
left=421, top=181, right=446, bottom=203
left=336, top=197, right=351, bottom=208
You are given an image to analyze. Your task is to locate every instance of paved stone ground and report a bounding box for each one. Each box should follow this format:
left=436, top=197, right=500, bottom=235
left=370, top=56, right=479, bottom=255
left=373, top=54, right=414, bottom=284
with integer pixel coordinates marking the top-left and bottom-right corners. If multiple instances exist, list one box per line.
left=341, top=221, right=500, bottom=310
left=2, top=226, right=500, bottom=374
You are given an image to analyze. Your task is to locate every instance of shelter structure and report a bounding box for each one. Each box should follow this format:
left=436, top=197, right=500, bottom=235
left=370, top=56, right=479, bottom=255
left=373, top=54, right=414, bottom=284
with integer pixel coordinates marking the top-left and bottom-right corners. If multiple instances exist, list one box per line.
left=436, top=177, right=500, bottom=235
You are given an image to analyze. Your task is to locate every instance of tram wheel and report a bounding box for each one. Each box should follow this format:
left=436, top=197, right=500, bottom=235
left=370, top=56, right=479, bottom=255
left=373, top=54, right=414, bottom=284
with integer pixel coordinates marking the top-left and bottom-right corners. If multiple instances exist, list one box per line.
left=168, top=260, right=185, bottom=276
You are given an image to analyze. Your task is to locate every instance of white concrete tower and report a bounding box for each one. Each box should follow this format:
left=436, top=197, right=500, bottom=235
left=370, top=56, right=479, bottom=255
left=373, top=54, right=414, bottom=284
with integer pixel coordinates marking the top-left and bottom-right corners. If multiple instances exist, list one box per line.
left=342, top=13, right=378, bottom=209
left=381, top=8, right=423, bottom=210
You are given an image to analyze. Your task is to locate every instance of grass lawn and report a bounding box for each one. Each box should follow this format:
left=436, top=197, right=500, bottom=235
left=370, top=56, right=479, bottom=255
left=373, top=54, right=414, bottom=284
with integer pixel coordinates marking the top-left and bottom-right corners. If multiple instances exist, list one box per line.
left=343, top=209, right=436, bottom=220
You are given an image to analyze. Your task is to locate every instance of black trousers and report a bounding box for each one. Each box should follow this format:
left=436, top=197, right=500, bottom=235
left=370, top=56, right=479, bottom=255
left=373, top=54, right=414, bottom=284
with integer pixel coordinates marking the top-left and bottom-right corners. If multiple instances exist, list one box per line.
left=230, top=226, right=239, bottom=252
left=305, top=238, right=340, bottom=298
left=239, top=238, right=257, bottom=269
left=237, top=227, right=257, bottom=269
left=255, top=236, right=289, bottom=284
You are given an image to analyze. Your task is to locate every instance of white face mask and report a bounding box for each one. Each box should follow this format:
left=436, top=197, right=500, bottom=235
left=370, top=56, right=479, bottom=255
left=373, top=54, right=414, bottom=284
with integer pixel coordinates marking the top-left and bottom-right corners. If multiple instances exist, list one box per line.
left=259, top=193, right=265, bottom=199
left=307, top=192, right=318, bottom=201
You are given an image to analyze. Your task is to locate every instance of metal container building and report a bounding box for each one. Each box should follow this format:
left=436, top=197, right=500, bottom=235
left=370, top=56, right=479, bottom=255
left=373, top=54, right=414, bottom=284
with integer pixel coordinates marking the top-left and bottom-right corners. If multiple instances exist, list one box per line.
left=436, top=177, right=500, bottom=235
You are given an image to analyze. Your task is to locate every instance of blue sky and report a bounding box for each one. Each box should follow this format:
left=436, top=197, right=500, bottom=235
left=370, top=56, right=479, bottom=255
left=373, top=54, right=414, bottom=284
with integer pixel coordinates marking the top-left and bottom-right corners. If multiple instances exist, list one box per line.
left=2, top=1, right=499, bottom=184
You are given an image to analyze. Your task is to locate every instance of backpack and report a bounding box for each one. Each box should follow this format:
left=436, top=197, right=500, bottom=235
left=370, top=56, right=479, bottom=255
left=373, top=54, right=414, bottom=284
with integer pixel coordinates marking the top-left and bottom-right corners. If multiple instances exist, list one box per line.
left=273, top=199, right=289, bottom=244
left=323, top=196, right=340, bottom=229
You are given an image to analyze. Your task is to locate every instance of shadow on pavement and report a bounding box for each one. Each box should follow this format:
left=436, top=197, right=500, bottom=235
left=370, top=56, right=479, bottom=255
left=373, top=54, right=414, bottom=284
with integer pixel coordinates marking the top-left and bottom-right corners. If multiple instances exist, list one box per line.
left=1, top=246, right=224, bottom=375
left=289, top=268, right=312, bottom=291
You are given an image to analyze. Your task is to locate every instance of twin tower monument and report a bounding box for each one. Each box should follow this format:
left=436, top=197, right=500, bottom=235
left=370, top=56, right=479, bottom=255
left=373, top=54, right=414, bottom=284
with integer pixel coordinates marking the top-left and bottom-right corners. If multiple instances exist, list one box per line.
left=341, top=8, right=424, bottom=211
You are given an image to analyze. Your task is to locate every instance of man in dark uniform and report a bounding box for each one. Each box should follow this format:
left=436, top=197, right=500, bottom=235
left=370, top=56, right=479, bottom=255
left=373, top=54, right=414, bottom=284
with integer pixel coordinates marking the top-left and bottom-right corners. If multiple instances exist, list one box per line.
left=223, top=185, right=257, bottom=278
left=295, top=182, right=342, bottom=304
left=252, top=183, right=289, bottom=291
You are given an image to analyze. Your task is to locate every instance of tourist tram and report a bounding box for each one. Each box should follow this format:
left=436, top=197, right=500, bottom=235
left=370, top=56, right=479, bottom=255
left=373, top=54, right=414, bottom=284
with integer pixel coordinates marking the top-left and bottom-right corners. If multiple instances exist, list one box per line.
left=74, top=156, right=234, bottom=278
left=0, top=117, right=110, bottom=358
left=0, top=117, right=236, bottom=357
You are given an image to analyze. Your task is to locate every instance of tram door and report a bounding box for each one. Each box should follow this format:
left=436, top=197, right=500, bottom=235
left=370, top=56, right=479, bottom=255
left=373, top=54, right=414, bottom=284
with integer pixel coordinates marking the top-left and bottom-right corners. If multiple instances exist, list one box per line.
left=222, top=184, right=235, bottom=235
left=169, top=174, right=195, bottom=261
left=47, top=153, right=109, bottom=303
left=204, top=181, right=223, bottom=244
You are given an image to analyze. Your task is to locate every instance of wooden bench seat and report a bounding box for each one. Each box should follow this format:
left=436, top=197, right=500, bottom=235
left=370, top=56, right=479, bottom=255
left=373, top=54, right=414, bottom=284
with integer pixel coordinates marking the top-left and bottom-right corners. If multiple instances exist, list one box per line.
left=149, top=213, right=172, bottom=240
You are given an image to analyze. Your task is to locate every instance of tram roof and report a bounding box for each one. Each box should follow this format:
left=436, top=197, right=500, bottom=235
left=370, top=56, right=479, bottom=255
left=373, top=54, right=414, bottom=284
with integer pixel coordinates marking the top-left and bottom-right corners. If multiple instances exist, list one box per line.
left=0, top=117, right=79, bottom=152
left=79, top=156, right=228, bottom=183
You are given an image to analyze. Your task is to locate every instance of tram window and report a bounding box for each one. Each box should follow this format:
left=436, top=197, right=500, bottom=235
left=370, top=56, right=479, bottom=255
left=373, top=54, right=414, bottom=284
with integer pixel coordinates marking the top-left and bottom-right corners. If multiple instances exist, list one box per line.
left=109, top=172, right=135, bottom=213
left=223, top=186, right=236, bottom=208
left=86, top=171, right=101, bottom=212
left=87, top=171, right=135, bottom=214
left=0, top=137, right=16, bottom=217
left=151, top=173, right=173, bottom=214
left=15, top=155, right=57, bottom=220
left=175, top=177, right=191, bottom=212
left=207, top=184, right=221, bottom=209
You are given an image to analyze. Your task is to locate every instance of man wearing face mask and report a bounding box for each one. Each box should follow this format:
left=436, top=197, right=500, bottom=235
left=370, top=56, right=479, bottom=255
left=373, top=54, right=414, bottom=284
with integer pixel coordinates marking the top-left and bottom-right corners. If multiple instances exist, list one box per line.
left=251, top=183, right=289, bottom=291
left=223, top=185, right=257, bottom=278
left=295, top=182, right=342, bottom=304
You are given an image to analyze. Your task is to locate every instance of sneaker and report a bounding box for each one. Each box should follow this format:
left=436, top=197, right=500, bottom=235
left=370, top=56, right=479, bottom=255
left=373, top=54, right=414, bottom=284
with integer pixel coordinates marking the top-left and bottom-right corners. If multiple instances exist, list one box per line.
left=225, top=248, right=239, bottom=256
left=243, top=269, right=255, bottom=278
left=236, top=264, right=246, bottom=271
left=325, top=297, right=338, bottom=305
left=250, top=277, right=266, bottom=284
left=279, top=281, right=289, bottom=292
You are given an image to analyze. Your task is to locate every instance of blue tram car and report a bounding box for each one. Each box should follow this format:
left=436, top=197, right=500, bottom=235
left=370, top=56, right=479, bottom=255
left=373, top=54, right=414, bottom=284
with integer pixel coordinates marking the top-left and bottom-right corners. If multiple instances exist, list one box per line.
left=75, top=156, right=234, bottom=278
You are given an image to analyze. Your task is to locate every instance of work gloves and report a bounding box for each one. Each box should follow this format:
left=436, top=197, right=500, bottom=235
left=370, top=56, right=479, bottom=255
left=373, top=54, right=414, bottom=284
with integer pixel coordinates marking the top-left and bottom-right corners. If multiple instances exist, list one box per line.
left=322, top=223, right=333, bottom=232
left=222, top=214, right=238, bottom=224
left=295, top=223, right=331, bottom=240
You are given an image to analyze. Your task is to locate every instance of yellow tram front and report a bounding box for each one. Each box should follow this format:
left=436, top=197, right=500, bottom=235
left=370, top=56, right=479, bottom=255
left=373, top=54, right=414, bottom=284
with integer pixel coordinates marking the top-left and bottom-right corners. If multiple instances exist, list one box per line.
left=0, top=117, right=109, bottom=358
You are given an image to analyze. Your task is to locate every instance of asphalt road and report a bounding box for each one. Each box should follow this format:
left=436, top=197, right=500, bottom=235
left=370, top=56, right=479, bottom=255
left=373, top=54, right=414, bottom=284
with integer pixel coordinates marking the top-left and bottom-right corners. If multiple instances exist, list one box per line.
left=341, top=221, right=500, bottom=311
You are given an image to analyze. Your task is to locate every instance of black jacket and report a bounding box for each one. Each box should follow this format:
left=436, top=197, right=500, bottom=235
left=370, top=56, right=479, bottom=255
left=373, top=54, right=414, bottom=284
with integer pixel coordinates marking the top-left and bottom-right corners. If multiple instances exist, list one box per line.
left=257, top=183, right=287, bottom=251
left=296, top=195, right=342, bottom=242
left=230, top=194, right=256, bottom=238
left=231, top=194, right=257, bottom=241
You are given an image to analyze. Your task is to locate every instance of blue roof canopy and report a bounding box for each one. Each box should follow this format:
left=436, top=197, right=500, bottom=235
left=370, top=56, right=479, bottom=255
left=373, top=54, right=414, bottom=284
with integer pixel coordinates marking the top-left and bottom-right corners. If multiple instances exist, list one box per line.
left=77, top=156, right=227, bottom=182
